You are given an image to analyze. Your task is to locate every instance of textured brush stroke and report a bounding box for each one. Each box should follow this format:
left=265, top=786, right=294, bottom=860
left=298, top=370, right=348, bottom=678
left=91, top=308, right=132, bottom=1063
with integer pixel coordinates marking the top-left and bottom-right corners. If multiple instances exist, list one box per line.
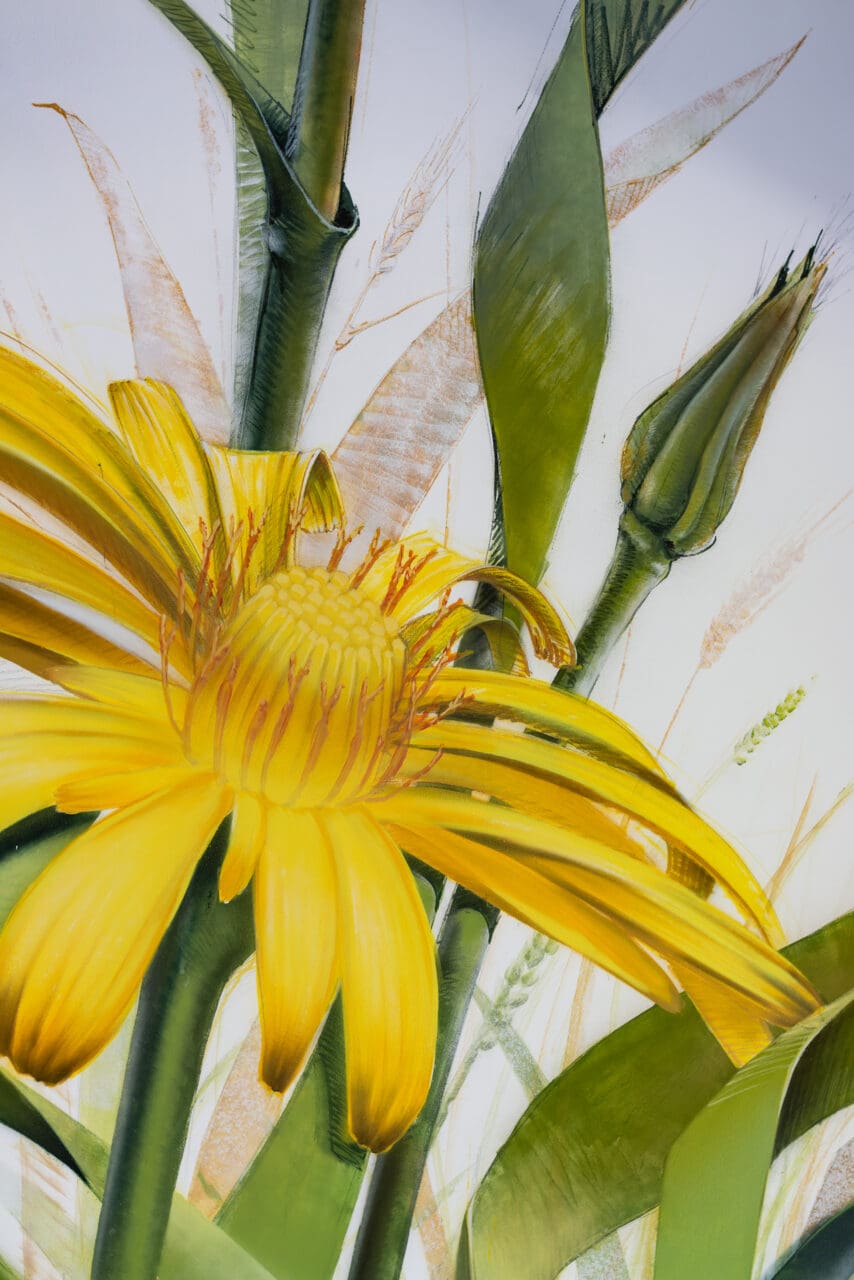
left=605, top=39, right=806, bottom=225
left=331, top=293, right=482, bottom=545
left=39, top=104, right=231, bottom=443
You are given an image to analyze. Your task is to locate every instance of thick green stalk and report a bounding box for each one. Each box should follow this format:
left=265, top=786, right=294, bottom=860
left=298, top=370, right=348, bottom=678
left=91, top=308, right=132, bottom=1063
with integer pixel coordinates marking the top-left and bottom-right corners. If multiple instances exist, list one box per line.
left=287, top=0, right=366, bottom=220
left=240, top=0, right=364, bottom=450
left=90, top=825, right=253, bottom=1280
left=347, top=907, right=493, bottom=1280
left=554, top=509, right=672, bottom=696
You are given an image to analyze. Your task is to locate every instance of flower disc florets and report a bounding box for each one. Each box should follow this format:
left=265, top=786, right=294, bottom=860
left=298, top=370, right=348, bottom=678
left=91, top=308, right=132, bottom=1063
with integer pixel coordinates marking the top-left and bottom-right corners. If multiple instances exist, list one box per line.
left=186, top=565, right=408, bottom=807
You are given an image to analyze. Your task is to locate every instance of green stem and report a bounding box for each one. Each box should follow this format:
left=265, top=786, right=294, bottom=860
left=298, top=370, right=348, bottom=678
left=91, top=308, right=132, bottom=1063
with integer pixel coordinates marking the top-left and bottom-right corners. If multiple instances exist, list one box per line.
left=288, top=0, right=366, bottom=221
left=554, top=509, right=672, bottom=696
left=347, top=907, right=492, bottom=1280
left=239, top=0, right=365, bottom=450
left=90, top=824, right=253, bottom=1280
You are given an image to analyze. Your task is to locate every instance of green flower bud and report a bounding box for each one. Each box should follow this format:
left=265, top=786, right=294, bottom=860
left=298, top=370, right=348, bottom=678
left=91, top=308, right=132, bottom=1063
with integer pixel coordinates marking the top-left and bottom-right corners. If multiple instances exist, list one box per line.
left=621, top=245, right=825, bottom=557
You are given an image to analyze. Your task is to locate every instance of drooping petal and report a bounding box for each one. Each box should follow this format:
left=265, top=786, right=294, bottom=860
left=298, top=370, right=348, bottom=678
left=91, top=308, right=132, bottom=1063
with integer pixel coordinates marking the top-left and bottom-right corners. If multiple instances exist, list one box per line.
left=322, top=807, right=437, bottom=1151
left=391, top=821, right=680, bottom=1011
left=219, top=792, right=266, bottom=902
left=109, top=380, right=224, bottom=557
left=0, top=774, right=231, bottom=1082
left=0, top=347, right=199, bottom=616
left=0, top=583, right=156, bottom=682
left=206, top=447, right=343, bottom=593
left=418, top=667, right=666, bottom=778
left=254, top=808, right=338, bottom=1091
left=358, top=533, right=574, bottom=666
left=401, top=602, right=530, bottom=675
left=407, top=718, right=781, bottom=942
left=369, top=789, right=817, bottom=1027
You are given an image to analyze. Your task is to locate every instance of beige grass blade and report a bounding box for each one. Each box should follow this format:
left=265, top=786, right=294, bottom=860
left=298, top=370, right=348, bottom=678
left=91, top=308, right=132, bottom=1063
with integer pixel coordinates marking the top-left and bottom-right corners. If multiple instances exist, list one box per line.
left=38, top=104, right=231, bottom=443
left=604, top=38, right=806, bottom=226
left=331, top=292, right=482, bottom=543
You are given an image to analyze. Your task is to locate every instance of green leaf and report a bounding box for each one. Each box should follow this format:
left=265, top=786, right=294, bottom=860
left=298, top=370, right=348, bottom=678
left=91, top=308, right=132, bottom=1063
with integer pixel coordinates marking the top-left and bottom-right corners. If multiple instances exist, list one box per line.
left=0, top=1058, right=279, bottom=1280
left=586, top=0, right=691, bottom=113
left=472, top=8, right=609, bottom=587
left=459, top=912, right=854, bottom=1280
left=770, top=1203, right=854, bottom=1280
left=654, top=989, right=854, bottom=1280
left=216, top=1003, right=367, bottom=1280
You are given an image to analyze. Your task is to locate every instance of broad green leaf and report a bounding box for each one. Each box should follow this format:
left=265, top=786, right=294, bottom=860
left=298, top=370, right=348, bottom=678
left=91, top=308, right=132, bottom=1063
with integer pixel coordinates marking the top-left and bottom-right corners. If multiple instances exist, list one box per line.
left=230, top=0, right=309, bottom=413
left=770, top=1203, right=854, bottom=1280
left=216, top=1004, right=367, bottom=1280
left=586, top=0, right=691, bottom=114
left=0, top=1256, right=21, bottom=1280
left=473, top=9, right=609, bottom=587
left=459, top=912, right=854, bottom=1280
left=0, top=1058, right=279, bottom=1280
left=0, top=811, right=92, bottom=928
left=654, top=989, right=854, bottom=1280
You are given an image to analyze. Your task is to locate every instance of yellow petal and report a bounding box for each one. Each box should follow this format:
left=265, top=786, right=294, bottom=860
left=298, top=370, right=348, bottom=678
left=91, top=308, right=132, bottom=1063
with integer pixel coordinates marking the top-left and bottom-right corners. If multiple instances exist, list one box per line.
left=403, top=749, right=648, bottom=860
left=0, top=774, right=231, bottom=1082
left=323, top=807, right=437, bottom=1151
left=358, top=533, right=574, bottom=666
left=55, top=764, right=198, bottom=814
left=672, top=963, right=772, bottom=1066
left=390, top=821, right=680, bottom=1011
left=52, top=666, right=186, bottom=724
left=369, top=789, right=816, bottom=1027
left=0, top=512, right=180, bottom=670
left=402, top=603, right=530, bottom=676
left=109, top=380, right=225, bottom=559
left=0, top=697, right=185, bottom=830
left=255, top=808, right=338, bottom=1091
left=407, top=718, right=780, bottom=943
left=220, top=793, right=266, bottom=902
left=420, top=668, right=665, bottom=778
left=206, top=447, right=342, bottom=593
left=0, top=348, right=199, bottom=616
left=0, top=583, right=155, bottom=681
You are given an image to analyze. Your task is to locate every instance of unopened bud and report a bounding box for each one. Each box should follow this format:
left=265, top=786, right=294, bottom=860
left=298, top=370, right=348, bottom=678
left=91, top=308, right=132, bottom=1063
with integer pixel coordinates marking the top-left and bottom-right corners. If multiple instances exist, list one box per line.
left=621, top=245, right=825, bottom=557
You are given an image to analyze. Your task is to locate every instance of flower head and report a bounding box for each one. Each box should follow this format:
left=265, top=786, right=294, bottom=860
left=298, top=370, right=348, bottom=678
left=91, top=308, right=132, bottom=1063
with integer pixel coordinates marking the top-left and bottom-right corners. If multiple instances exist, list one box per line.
left=0, top=349, right=817, bottom=1149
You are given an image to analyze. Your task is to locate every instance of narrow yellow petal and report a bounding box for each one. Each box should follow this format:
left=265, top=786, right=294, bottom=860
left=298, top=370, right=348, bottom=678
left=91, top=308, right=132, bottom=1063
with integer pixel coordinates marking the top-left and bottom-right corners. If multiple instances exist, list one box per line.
left=359, top=533, right=574, bottom=666
left=401, top=603, right=530, bottom=676
left=390, top=821, right=680, bottom=1011
left=369, top=789, right=817, bottom=1027
left=55, top=765, right=197, bottom=814
left=206, top=447, right=342, bottom=592
left=255, top=808, right=338, bottom=1092
left=52, top=666, right=186, bottom=724
left=0, top=697, right=185, bottom=830
left=419, top=668, right=666, bottom=778
left=407, top=718, right=781, bottom=943
left=672, top=964, right=772, bottom=1066
left=0, top=512, right=179, bottom=670
left=109, top=380, right=224, bottom=557
left=0, top=774, right=231, bottom=1082
left=401, top=750, right=649, bottom=860
left=219, top=793, right=266, bottom=902
left=323, top=808, right=437, bottom=1152
left=0, top=349, right=199, bottom=617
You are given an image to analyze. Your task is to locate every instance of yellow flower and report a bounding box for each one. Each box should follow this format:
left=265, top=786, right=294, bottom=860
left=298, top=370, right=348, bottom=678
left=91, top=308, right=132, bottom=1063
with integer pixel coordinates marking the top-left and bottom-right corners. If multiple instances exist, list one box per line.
left=0, top=348, right=817, bottom=1151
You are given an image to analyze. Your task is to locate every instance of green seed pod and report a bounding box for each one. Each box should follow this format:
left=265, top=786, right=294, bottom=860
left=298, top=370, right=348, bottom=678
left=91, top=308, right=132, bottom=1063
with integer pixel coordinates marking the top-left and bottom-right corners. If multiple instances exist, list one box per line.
left=621, top=246, right=825, bottom=557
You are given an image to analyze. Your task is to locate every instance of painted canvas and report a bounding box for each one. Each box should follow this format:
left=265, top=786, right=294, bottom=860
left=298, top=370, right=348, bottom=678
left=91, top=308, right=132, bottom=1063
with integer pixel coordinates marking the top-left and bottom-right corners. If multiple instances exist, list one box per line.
left=0, top=1, right=852, bottom=1277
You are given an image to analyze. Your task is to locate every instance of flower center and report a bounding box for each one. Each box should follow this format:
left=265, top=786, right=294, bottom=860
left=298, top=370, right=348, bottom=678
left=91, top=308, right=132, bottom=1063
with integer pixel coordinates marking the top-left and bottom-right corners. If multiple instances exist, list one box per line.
left=186, top=566, right=406, bottom=806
